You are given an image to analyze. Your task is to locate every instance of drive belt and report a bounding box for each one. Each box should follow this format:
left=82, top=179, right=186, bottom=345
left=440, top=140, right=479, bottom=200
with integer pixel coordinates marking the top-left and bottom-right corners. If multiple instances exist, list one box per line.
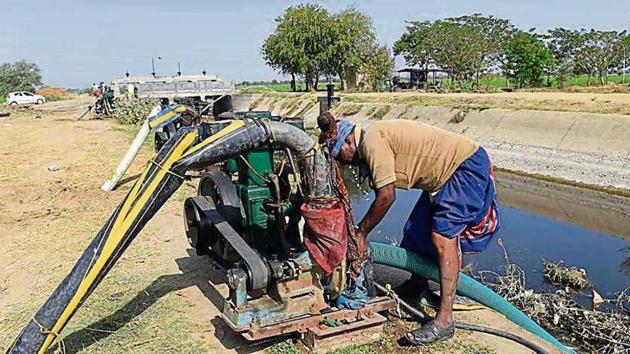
left=191, top=196, right=269, bottom=290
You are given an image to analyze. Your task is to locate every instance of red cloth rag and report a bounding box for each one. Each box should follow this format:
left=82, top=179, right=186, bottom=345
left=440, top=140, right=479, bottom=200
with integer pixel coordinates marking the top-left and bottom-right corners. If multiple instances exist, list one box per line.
left=301, top=201, right=348, bottom=275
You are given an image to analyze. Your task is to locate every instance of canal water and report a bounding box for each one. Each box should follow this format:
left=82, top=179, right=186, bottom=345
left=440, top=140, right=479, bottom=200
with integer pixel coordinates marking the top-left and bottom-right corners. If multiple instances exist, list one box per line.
left=347, top=173, right=630, bottom=297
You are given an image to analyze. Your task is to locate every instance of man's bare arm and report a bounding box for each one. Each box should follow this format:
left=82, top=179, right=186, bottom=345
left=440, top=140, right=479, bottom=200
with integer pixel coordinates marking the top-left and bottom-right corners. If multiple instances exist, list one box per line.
left=358, top=182, right=396, bottom=235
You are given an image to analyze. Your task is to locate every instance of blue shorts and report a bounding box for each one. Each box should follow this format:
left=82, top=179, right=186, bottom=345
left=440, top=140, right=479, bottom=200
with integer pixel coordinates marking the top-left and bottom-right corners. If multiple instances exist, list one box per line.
left=400, top=147, right=500, bottom=256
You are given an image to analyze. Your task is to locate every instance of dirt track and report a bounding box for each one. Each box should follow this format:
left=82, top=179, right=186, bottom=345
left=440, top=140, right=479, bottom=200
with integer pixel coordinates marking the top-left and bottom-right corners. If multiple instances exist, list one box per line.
left=0, top=100, right=559, bottom=353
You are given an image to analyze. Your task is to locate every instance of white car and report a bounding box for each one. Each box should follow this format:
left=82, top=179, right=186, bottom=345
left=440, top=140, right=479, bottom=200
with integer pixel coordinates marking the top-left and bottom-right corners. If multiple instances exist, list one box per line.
left=6, top=91, right=46, bottom=105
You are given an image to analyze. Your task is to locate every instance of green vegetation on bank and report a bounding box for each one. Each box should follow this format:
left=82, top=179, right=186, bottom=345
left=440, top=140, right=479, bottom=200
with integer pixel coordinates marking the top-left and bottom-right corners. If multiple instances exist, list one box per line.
left=0, top=96, right=5, bottom=104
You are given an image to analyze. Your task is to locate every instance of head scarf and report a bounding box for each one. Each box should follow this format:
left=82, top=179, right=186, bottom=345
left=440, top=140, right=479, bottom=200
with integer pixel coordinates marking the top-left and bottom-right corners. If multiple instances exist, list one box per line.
left=332, top=120, right=356, bottom=158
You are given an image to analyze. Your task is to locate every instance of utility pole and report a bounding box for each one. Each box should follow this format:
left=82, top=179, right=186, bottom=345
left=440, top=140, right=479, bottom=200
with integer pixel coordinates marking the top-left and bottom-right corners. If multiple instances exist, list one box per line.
left=152, top=57, right=162, bottom=77
left=177, top=61, right=182, bottom=76
left=623, top=43, right=626, bottom=84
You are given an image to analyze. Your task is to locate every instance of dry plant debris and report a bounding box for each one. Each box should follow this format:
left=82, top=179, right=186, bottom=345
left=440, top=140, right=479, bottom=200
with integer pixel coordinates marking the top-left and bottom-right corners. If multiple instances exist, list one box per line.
left=543, top=260, right=590, bottom=291
left=478, top=241, right=630, bottom=354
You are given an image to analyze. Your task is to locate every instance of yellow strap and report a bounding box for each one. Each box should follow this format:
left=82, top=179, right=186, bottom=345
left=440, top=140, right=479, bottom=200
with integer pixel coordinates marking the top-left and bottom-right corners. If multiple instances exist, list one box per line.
left=40, top=130, right=198, bottom=352
left=148, top=105, right=186, bottom=129
left=39, top=120, right=247, bottom=352
left=148, top=110, right=176, bottom=129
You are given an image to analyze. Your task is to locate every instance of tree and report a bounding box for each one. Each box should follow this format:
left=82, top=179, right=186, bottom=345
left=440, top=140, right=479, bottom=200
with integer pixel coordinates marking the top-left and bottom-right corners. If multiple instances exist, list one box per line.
left=327, top=8, right=377, bottom=91
left=547, top=28, right=626, bottom=86
left=360, top=45, right=395, bottom=91
left=428, top=19, right=483, bottom=84
left=621, top=34, right=630, bottom=83
left=0, top=61, right=42, bottom=97
left=446, top=14, right=516, bottom=89
left=546, top=28, right=577, bottom=88
left=502, top=31, right=554, bottom=88
left=584, top=30, right=626, bottom=85
left=393, top=14, right=515, bottom=90
left=393, top=21, right=434, bottom=88
left=262, top=4, right=333, bottom=91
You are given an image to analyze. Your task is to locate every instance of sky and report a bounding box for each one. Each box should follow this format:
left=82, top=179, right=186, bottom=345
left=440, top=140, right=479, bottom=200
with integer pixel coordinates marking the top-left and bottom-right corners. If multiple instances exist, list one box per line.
left=1, top=0, right=629, bottom=88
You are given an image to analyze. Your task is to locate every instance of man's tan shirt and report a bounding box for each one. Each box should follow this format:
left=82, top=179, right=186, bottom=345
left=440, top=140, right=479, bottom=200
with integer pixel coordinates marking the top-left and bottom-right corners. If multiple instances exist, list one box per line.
left=357, top=120, right=478, bottom=191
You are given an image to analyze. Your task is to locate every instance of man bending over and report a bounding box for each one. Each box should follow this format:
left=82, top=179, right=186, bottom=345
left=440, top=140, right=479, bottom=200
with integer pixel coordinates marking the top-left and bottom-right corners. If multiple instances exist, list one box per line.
left=328, top=115, right=500, bottom=345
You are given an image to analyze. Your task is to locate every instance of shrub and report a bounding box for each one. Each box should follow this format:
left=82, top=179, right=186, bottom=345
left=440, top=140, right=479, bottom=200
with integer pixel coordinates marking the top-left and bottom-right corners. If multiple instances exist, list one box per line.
left=112, top=98, right=160, bottom=125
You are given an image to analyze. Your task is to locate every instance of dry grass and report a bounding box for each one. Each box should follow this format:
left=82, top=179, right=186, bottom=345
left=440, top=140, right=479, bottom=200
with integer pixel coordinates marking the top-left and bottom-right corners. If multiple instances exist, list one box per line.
left=334, top=103, right=362, bottom=117
left=365, top=106, right=377, bottom=117
left=295, top=100, right=317, bottom=117
left=343, top=92, right=630, bottom=116
left=372, top=105, right=391, bottom=120
left=562, top=84, right=630, bottom=94
left=265, top=318, right=497, bottom=354
left=0, top=106, right=218, bottom=353
left=248, top=95, right=265, bottom=111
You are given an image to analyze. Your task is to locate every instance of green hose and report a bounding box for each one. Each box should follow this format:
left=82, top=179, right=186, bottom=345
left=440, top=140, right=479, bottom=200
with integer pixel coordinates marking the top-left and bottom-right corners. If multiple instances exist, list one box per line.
left=369, top=242, right=573, bottom=353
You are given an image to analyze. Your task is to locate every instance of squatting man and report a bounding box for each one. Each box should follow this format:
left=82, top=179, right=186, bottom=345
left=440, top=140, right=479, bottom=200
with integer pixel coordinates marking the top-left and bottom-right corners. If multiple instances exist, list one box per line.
left=325, top=112, right=501, bottom=345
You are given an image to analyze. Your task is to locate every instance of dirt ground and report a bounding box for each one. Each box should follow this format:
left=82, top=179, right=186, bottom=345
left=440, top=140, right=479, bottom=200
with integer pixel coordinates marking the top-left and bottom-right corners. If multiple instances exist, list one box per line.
left=0, top=99, right=558, bottom=353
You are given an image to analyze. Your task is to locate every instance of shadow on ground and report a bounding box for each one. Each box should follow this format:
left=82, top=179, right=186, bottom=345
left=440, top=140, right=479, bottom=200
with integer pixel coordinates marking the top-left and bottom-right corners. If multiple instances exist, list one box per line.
left=61, top=249, right=280, bottom=353
left=116, top=173, right=141, bottom=188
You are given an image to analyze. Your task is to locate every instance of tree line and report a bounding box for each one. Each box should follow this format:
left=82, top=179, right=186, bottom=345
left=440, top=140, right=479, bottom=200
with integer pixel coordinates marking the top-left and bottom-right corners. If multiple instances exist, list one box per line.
left=263, top=6, right=630, bottom=91
left=262, top=4, right=394, bottom=92
left=395, top=15, right=629, bottom=88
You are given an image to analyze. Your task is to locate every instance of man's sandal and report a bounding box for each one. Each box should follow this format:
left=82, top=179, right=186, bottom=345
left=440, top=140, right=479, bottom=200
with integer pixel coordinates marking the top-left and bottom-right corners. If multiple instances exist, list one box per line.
left=405, top=320, right=455, bottom=345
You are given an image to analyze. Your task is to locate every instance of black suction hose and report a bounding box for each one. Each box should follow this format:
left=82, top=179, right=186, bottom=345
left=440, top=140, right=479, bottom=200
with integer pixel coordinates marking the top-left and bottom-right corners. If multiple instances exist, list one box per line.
left=374, top=282, right=550, bottom=354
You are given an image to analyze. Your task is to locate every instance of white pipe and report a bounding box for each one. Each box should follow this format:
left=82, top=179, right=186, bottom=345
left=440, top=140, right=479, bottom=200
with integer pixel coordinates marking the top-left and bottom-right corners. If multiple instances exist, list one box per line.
left=101, top=105, right=161, bottom=192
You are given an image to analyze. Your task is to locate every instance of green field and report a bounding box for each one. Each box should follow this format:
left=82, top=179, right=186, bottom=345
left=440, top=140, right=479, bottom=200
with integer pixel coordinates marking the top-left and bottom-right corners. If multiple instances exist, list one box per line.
left=0, top=96, right=5, bottom=104
left=240, top=74, right=629, bottom=93
left=457, top=74, right=630, bottom=90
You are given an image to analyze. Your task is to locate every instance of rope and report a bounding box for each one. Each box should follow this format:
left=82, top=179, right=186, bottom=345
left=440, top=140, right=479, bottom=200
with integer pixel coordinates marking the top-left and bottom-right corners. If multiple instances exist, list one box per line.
left=301, top=144, right=318, bottom=158
left=277, top=158, right=286, bottom=177
left=238, top=155, right=271, bottom=184
left=32, top=317, right=65, bottom=354
left=148, top=158, right=186, bottom=180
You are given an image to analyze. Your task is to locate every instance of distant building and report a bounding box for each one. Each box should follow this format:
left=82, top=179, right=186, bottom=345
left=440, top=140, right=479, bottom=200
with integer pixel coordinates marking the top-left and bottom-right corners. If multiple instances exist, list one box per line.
left=393, top=68, right=447, bottom=90
left=111, top=74, right=235, bottom=114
